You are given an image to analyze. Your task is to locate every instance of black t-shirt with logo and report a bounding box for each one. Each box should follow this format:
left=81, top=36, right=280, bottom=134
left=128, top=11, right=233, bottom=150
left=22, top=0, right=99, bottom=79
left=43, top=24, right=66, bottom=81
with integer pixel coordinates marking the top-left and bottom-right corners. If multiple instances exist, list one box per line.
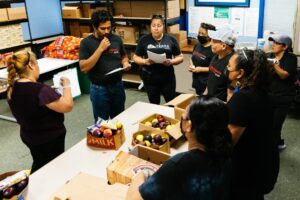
left=207, top=53, right=233, bottom=101
left=139, top=149, right=232, bottom=200
left=268, top=51, right=297, bottom=96
left=228, top=88, right=279, bottom=194
left=135, top=34, right=181, bottom=82
left=79, top=34, right=126, bottom=85
left=191, top=43, right=214, bottom=85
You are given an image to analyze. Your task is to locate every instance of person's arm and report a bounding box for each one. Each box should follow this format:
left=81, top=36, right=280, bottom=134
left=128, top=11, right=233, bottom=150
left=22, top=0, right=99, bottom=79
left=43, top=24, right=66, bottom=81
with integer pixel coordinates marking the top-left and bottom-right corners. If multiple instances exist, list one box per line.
left=121, top=55, right=131, bottom=71
left=79, top=37, right=110, bottom=73
left=133, top=54, right=154, bottom=66
left=228, top=124, right=246, bottom=145
left=46, top=77, right=74, bottom=113
left=273, top=61, right=290, bottom=79
left=126, top=172, right=145, bottom=200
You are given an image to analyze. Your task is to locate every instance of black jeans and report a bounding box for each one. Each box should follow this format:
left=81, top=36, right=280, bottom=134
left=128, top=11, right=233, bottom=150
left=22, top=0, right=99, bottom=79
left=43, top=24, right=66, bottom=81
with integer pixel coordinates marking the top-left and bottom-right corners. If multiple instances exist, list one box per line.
left=24, top=134, right=65, bottom=174
left=143, top=72, right=176, bottom=104
left=270, top=95, right=294, bottom=144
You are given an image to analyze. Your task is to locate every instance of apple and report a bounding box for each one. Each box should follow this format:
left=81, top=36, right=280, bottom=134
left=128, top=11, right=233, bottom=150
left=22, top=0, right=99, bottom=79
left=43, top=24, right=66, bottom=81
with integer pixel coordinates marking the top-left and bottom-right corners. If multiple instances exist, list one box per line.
left=136, top=134, right=144, bottom=142
left=152, top=122, right=159, bottom=128
left=103, top=129, right=113, bottom=138
left=144, top=135, right=152, bottom=142
left=116, top=122, right=123, bottom=129
left=145, top=140, right=151, bottom=147
left=153, top=134, right=162, bottom=143
left=165, top=120, right=171, bottom=126
left=145, top=121, right=152, bottom=126
left=3, top=186, right=15, bottom=199
left=159, top=122, right=166, bottom=129
left=157, top=115, right=165, bottom=123
left=152, top=118, right=158, bottom=123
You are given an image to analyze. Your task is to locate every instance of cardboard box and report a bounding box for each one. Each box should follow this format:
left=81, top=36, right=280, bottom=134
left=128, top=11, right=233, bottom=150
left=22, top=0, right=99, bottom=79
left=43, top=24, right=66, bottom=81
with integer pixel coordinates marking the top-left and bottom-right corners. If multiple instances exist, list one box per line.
left=180, top=0, right=185, bottom=9
left=62, top=6, right=82, bottom=19
left=132, top=130, right=170, bottom=153
left=165, top=94, right=197, bottom=120
left=169, top=30, right=187, bottom=42
left=115, top=26, right=139, bottom=43
left=114, top=1, right=131, bottom=9
left=7, top=7, right=27, bottom=20
left=139, top=113, right=182, bottom=141
left=69, top=21, right=80, bottom=37
left=86, top=128, right=125, bottom=150
left=167, top=24, right=180, bottom=33
left=82, top=4, right=107, bottom=18
left=0, top=8, right=8, bottom=22
left=114, top=8, right=132, bottom=17
left=53, top=172, right=128, bottom=200
left=179, top=39, right=188, bottom=48
left=107, top=145, right=170, bottom=184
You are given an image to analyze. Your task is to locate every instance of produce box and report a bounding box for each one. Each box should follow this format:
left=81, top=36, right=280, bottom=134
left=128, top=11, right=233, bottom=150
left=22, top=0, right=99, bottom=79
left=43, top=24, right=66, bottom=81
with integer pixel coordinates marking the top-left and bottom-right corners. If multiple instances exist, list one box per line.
left=53, top=172, right=128, bottom=200
left=132, top=130, right=170, bottom=153
left=7, top=7, right=27, bottom=20
left=106, top=145, right=170, bottom=185
left=0, top=170, right=30, bottom=200
left=138, top=113, right=182, bottom=143
left=62, top=6, right=82, bottom=19
left=0, top=8, right=8, bottom=22
left=165, top=94, right=197, bottom=120
left=86, top=120, right=125, bottom=150
left=114, top=26, right=139, bottom=44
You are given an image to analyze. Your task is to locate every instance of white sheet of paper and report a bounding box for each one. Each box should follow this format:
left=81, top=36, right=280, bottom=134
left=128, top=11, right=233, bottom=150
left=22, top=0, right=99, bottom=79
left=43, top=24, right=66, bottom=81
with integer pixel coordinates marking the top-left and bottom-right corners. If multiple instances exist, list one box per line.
left=147, top=51, right=167, bottom=64
left=53, top=68, right=81, bottom=98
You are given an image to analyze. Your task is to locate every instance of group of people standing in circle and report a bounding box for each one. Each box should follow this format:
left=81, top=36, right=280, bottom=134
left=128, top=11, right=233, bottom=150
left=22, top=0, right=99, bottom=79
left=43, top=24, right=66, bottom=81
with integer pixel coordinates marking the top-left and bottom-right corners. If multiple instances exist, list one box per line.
left=5, top=9, right=298, bottom=200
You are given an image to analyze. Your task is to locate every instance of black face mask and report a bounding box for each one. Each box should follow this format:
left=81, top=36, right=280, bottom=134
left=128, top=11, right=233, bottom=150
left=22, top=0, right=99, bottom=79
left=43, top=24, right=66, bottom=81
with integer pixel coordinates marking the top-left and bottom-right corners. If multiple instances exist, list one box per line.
left=224, top=68, right=232, bottom=84
left=198, top=35, right=208, bottom=44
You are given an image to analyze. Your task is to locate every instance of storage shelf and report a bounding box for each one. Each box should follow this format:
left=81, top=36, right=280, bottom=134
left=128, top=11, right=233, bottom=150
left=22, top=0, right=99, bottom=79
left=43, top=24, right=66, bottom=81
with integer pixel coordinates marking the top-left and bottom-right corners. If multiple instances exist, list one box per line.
left=0, top=42, right=31, bottom=53
left=122, top=73, right=142, bottom=84
left=0, top=0, right=25, bottom=5
left=0, top=18, right=27, bottom=26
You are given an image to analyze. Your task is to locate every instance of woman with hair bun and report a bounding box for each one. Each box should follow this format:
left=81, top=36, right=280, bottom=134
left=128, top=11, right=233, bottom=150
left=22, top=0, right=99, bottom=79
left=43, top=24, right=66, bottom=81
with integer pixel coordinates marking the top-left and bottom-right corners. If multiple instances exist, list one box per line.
left=226, top=49, right=279, bottom=200
left=6, top=51, right=74, bottom=173
left=126, top=96, right=233, bottom=200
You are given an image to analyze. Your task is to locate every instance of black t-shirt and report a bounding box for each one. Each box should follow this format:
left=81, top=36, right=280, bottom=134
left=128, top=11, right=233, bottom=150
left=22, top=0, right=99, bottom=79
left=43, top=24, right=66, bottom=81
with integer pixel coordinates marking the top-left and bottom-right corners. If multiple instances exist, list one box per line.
left=207, top=53, right=233, bottom=101
left=268, top=51, right=297, bottom=96
left=191, top=43, right=214, bottom=84
left=135, top=34, right=181, bottom=82
left=8, top=82, right=66, bottom=145
left=139, top=149, right=232, bottom=200
left=79, top=34, right=126, bottom=85
left=227, top=88, right=279, bottom=194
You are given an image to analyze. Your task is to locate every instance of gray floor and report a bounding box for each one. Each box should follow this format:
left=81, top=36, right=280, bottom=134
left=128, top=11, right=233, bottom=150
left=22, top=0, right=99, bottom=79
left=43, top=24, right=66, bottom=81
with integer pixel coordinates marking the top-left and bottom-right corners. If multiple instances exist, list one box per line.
left=0, top=85, right=299, bottom=199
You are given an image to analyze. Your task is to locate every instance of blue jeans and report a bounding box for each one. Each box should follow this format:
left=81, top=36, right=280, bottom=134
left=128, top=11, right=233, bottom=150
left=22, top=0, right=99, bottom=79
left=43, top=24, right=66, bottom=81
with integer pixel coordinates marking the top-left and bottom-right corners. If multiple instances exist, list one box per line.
left=90, top=81, right=125, bottom=121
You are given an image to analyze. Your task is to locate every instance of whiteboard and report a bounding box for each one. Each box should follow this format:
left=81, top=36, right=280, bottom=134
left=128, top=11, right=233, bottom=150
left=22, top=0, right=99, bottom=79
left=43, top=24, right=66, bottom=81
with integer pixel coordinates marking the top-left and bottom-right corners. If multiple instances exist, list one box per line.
left=187, top=0, right=262, bottom=38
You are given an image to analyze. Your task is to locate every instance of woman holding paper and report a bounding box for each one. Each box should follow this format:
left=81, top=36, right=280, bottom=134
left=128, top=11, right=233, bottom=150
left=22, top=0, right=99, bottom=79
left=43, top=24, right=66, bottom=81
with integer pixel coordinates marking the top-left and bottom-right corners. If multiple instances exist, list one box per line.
left=133, top=15, right=184, bottom=104
left=6, top=50, right=74, bottom=173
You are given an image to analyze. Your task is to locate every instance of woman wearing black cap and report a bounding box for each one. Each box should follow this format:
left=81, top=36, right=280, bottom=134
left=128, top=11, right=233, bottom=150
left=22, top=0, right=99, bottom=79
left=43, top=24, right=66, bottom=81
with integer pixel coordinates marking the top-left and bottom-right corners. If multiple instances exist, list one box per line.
left=126, top=96, right=233, bottom=200
left=227, top=49, right=279, bottom=200
left=188, top=23, right=216, bottom=95
left=133, top=15, right=184, bottom=104
left=268, top=35, right=297, bottom=150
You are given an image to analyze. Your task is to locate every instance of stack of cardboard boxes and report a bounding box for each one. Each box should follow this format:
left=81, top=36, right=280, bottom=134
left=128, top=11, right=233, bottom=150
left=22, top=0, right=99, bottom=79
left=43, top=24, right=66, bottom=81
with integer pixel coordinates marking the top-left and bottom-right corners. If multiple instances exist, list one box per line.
left=0, top=7, right=27, bottom=22
left=0, top=24, right=26, bottom=49
left=169, top=30, right=188, bottom=48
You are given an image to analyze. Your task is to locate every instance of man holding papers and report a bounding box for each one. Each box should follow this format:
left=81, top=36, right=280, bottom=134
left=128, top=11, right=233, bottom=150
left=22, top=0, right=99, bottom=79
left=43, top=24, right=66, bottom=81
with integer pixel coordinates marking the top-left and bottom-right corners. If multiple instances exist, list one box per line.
left=134, top=15, right=183, bottom=104
left=79, top=10, right=131, bottom=121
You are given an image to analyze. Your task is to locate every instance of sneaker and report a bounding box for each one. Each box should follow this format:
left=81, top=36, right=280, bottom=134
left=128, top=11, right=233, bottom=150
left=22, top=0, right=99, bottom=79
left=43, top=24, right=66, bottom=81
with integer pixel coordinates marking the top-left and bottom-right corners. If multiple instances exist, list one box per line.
left=278, top=139, right=287, bottom=150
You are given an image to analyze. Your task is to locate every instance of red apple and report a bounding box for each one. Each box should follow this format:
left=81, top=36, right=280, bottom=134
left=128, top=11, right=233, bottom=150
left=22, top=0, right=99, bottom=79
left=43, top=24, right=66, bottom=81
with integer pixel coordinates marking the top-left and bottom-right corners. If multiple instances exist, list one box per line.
left=157, top=115, right=165, bottom=123
left=103, top=129, right=113, bottom=138
left=153, top=134, right=162, bottom=143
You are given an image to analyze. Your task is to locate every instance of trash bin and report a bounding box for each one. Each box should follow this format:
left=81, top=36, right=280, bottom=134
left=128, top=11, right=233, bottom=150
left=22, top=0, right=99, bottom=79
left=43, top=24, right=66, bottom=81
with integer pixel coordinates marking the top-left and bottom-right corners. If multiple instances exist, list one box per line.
left=77, top=68, right=90, bottom=94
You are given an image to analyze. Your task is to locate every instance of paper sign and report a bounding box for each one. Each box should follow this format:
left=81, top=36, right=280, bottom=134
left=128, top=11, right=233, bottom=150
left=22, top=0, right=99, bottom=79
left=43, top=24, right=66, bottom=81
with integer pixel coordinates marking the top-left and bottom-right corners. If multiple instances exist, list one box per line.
left=147, top=51, right=167, bottom=64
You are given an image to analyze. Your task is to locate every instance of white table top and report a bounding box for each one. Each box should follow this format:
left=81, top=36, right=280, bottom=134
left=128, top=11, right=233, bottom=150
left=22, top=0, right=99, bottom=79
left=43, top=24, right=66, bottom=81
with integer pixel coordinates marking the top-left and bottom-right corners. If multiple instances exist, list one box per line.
left=26, top=101, right=188, bottom=200
left=0, top=58, right=78, bottom=79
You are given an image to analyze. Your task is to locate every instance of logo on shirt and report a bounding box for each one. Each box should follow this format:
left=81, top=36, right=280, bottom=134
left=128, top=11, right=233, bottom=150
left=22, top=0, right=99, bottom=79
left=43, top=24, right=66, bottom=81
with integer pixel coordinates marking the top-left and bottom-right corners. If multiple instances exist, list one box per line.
left=193, top=51, right=207, bottom=60
left=209, top=66, right=222, bottom=77
left=104, top=48, right=120, bottom=54
left=147, top=44, right=171, bottom=50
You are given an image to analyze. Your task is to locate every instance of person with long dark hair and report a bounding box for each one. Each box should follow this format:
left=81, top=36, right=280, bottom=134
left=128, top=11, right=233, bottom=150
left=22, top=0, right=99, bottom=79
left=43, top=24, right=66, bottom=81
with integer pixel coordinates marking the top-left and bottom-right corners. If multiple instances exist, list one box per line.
left=133, top=15, right=184, bottom=104
left=126, top=96, right=233, bottom=200
left=188, top=22, right=216, bottom=95
left=227, top=49, right=279, bottom=200
left=267, top=35, right=297, bottom=150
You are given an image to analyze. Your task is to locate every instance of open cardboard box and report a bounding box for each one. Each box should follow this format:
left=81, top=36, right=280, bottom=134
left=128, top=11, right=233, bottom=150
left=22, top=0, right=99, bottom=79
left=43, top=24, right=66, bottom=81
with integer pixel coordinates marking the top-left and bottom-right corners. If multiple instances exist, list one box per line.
left=86, top=127, right=125, bottom=150
left=138, top=113, right=182, bottom=143
left=62, top=6, right=82, bottom=19
left=132, top=130, right=170, bottom=153
left=107, top=145, right=170, bottom=185
left=164, top=94, right=197, bottom=120
left=53, top=172, right=128, bottom=200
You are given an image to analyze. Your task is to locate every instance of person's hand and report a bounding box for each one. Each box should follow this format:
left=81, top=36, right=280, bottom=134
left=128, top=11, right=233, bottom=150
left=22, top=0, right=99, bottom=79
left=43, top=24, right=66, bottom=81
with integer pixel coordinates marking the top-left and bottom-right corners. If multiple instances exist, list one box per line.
left=99, top=37, right=110, bottom=52
left=163, top=59, right=172, bottom=66
left=60, top=77, right=70, bottom=88
left=188, top=65, right=196, bottom=72
left=123, top=62, right=131, bottom=71
left=144, top=58, right=154, bottom=66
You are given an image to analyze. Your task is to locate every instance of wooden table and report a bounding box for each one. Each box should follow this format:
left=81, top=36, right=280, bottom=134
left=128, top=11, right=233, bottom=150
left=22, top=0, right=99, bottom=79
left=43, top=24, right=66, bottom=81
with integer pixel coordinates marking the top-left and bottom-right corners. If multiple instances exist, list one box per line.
left=25, top=101, right=188, bottom=200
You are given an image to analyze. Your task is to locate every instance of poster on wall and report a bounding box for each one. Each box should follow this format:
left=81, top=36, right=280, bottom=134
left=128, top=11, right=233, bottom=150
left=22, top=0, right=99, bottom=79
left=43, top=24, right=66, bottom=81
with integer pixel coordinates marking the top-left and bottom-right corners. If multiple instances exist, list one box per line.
left=195, top=0, right=250, bottom=7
